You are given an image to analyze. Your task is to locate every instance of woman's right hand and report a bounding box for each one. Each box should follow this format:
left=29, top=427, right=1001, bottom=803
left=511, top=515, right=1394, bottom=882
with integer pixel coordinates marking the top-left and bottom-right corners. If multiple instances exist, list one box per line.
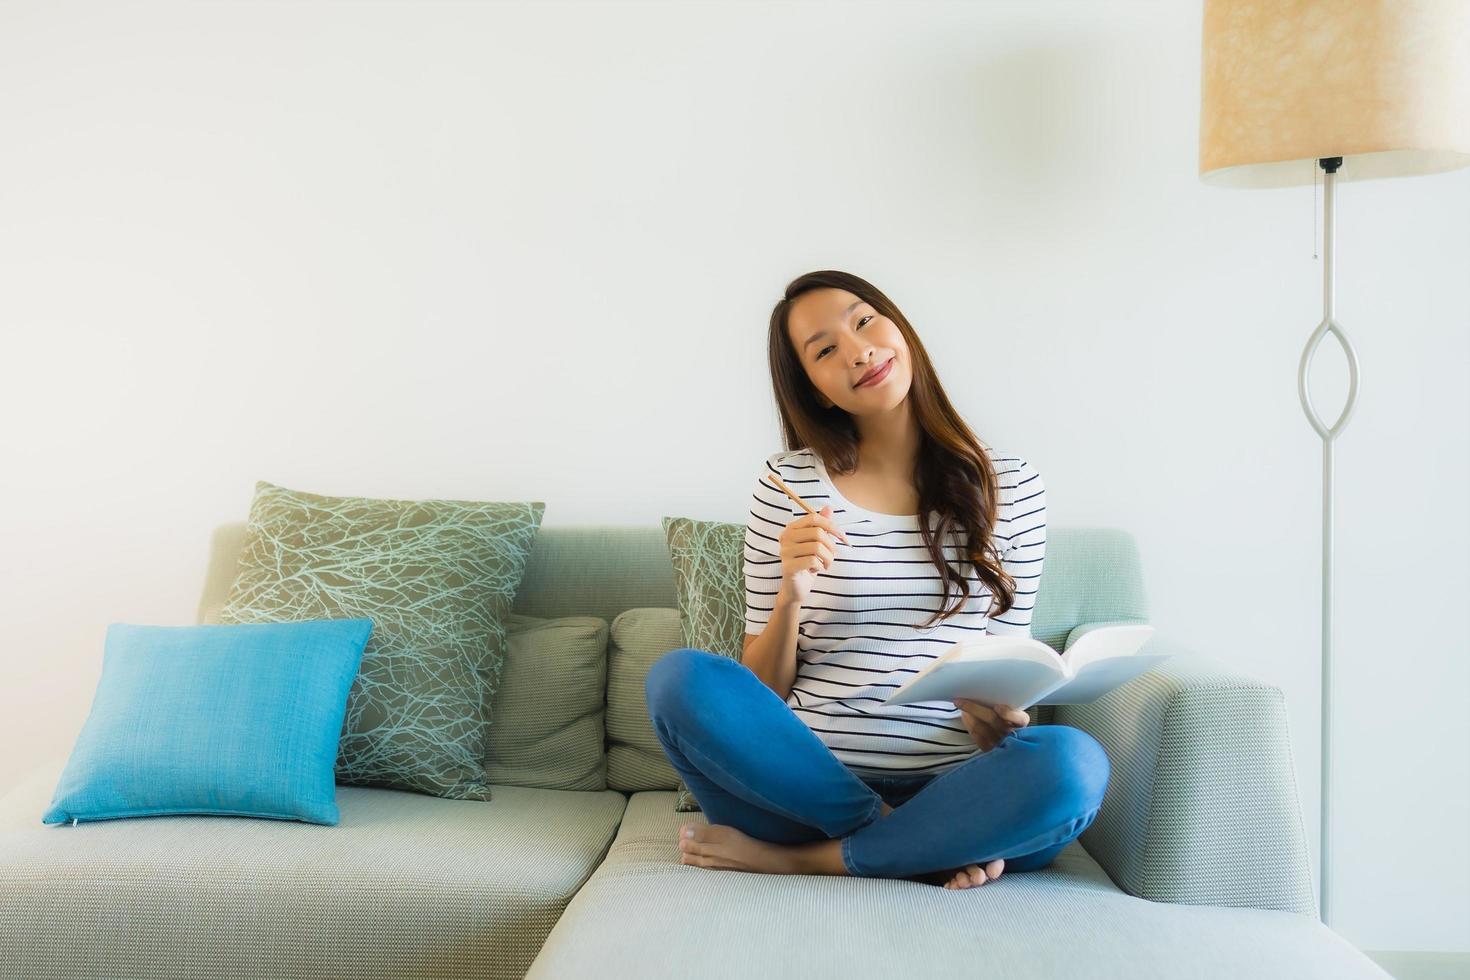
left=777, top=505, right=850, bottom=605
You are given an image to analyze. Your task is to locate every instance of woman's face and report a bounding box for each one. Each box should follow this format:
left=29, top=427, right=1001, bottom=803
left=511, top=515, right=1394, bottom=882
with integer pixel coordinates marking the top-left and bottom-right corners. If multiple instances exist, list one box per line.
left=786, top=287, right=911, bottom=413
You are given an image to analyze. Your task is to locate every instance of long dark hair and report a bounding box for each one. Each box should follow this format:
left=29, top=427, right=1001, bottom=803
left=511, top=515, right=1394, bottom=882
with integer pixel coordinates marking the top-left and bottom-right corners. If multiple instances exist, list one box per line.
left=767, top=269, right=1016, bottom=628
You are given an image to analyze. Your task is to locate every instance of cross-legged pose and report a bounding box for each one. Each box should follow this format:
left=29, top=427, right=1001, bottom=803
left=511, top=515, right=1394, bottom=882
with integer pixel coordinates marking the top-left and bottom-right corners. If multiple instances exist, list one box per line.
left=646, top=269, right=1110, bottom=889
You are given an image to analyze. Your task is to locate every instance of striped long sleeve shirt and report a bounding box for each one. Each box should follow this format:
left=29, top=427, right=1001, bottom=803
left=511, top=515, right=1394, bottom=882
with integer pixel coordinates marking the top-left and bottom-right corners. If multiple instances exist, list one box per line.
left=742, top=446, right=1047, bottom=776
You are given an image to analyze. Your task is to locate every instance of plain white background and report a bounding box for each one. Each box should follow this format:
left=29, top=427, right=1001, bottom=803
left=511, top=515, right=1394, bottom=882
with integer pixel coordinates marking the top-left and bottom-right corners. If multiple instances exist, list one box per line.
left=0, top=0, right=1465, bottom=957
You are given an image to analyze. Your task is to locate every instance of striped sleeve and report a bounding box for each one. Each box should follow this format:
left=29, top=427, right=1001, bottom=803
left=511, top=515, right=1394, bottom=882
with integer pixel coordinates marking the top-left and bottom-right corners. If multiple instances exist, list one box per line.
left=744, top=455, right=792, bottom=636
left=987, top=455, right=1046, bottom=638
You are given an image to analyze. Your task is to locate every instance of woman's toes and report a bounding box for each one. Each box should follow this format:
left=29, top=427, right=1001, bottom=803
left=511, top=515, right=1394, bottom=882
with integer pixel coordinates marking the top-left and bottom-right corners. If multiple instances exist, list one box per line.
left=943, top=863, right=987, bottom=889
left=935, top=857, right=1012, bottom=890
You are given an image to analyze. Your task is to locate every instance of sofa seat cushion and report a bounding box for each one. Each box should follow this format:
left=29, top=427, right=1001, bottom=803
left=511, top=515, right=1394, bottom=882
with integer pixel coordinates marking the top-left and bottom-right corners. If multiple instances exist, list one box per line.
left=526, top=791, right=1389, bottom=980
left=0, top=755, right=626, bottom=980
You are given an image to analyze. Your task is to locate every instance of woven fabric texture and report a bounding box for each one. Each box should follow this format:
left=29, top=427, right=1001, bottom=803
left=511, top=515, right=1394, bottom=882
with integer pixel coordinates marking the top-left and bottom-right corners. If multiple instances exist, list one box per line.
left=200, top=536, right=605, bottom=793
left=605, top=607, right=689, bottom=794
left=486, top=613, right=608, bottom=791
left=43, top=619, right=370, bottom=826
left=524, top=791, right=1379, bottom=980
left=659, top=515, right=749, bottom=810
left=1057, top=640, right=1318, bottom=915
left=1, top=756, right=625, bottom=980
left=0, top=521, right=1360, bottom=979
left=218, top=481, right=544, bottom=801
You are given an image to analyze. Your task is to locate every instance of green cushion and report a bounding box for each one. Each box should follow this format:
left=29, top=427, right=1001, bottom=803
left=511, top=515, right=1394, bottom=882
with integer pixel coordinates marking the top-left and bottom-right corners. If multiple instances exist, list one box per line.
left=219, top=480, right=544, bottom=800
left=604, top=607, right=687, bottom=795
left=659, top=516, right=748, bottom=811
left=488, top=613, right=609, bottom=791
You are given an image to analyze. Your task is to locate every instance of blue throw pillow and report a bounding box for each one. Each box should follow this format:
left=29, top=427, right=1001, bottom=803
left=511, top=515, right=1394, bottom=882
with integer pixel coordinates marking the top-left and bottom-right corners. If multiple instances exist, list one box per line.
left=42, top=618, right=373, bottom=827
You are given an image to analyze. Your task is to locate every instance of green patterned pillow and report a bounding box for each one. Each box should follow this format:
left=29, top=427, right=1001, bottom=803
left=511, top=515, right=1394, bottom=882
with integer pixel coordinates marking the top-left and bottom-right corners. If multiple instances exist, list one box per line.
left=659, top=515, right=747, bottom=812
left=219, top=481, right=544, bottom=801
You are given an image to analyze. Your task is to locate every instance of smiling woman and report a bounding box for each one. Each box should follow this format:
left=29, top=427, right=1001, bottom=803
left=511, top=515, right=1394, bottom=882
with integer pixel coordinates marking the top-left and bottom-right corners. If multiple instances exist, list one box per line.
left=643, top=269, right=1108, bottom=892
left=740, top=270, right=1048, bottom=778
left=764, top=269, right=1028, bottom=632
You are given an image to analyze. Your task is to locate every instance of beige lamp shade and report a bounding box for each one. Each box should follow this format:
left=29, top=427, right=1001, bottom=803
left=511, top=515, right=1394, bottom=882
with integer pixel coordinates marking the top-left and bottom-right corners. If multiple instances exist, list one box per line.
left=1200, top=0, right=1470, bottom=188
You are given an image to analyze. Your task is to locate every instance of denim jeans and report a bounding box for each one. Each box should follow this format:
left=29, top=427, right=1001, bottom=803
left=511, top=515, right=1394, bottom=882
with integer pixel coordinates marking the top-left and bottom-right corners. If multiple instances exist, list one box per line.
left=644, top=647, right=1111, bottom=879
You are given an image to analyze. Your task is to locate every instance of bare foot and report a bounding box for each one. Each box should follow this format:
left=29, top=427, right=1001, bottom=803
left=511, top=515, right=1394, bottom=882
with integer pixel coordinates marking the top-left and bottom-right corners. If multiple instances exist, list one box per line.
left=672, top=801, right=894, bottom=878
left=677, top=823, right=817, bottom=874
left=940, top=857, right=1005, bottom=889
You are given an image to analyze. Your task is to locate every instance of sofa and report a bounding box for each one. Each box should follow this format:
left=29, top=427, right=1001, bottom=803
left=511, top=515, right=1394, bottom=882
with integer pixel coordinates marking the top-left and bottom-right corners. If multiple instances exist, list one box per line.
left=0, top=522, right=1390, bottom=979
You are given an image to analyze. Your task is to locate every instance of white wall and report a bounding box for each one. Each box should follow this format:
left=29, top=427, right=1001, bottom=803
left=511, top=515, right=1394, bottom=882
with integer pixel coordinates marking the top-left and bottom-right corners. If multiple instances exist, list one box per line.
left=1, top=0, right=1465, bottom=955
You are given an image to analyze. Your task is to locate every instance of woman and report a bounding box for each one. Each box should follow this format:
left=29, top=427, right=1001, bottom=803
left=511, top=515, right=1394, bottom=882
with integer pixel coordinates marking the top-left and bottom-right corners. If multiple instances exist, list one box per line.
left=645, top=269, right=1110, bottom=889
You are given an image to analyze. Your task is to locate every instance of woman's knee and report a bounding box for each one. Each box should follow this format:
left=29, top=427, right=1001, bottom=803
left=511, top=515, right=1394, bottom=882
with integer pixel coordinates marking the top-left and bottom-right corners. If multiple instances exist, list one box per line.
left=1015, top=724, right=1111, bottom=812
left=644, top=647, right=726, bottom=717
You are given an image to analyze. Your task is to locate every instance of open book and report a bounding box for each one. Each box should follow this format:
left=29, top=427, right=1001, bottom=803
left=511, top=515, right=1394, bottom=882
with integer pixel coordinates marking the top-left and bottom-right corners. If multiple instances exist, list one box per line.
left=880, top=623, right=1169, bottom=712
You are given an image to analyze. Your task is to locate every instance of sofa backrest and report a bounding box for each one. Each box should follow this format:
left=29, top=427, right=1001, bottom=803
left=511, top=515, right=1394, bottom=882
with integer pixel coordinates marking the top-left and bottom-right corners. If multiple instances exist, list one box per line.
left=195, top=522, right=1148, bottom=794
left=198, top=522, right=1147, bottom=648
left=195, top=522, right=682, bottom=626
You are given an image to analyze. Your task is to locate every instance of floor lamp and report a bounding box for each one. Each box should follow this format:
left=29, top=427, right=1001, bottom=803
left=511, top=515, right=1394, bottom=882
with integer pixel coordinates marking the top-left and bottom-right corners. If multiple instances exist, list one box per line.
left=1197, top=0, right=1470, bottom=928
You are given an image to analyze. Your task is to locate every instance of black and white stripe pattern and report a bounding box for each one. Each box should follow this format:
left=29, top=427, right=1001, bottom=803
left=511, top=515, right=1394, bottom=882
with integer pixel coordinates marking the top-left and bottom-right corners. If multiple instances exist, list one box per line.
left=743, top=446, right=1046, bottom=776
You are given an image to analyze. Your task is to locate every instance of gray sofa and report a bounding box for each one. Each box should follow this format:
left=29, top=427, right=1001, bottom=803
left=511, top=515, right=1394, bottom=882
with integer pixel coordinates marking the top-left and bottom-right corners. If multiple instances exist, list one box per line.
left=0, top=523, right=1389, bottom=978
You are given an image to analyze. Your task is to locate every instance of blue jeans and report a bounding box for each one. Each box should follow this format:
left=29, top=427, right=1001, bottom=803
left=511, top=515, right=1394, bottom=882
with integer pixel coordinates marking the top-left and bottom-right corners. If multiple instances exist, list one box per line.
left=644, top=647, right=1111, bottom=879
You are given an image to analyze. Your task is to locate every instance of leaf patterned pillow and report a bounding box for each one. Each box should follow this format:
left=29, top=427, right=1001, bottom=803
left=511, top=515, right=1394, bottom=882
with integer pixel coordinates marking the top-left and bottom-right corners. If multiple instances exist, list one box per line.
left=219, top=481, right=544, bottom=800
left=659, top=515, right=747, bottom=812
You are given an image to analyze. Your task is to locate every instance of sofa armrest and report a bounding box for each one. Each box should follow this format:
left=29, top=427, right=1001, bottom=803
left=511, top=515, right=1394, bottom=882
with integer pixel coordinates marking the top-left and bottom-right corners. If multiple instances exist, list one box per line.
left=1054, top=631, right=1318, bottom=916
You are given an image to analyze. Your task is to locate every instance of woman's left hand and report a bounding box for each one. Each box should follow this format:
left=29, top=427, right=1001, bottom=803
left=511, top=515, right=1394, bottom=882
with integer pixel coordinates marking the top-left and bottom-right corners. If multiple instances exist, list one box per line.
left=953, top=698, right=1029, bottom=752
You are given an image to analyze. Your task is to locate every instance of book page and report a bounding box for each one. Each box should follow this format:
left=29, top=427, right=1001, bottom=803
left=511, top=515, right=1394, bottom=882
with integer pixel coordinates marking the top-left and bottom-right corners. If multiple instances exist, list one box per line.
left=884, top=635, right=1057, bottom=695
left=1040, top=623, right=1165, bottom=704
left=882, top=624, right=1169, bottom=710
left=956, top=634, right=1060, bottom=669
left=1039, top=653, right=1174, bottom=704
left=881, top=646, right=1065, bottom=711
left=1061, top=623, right=1156, bottom=673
